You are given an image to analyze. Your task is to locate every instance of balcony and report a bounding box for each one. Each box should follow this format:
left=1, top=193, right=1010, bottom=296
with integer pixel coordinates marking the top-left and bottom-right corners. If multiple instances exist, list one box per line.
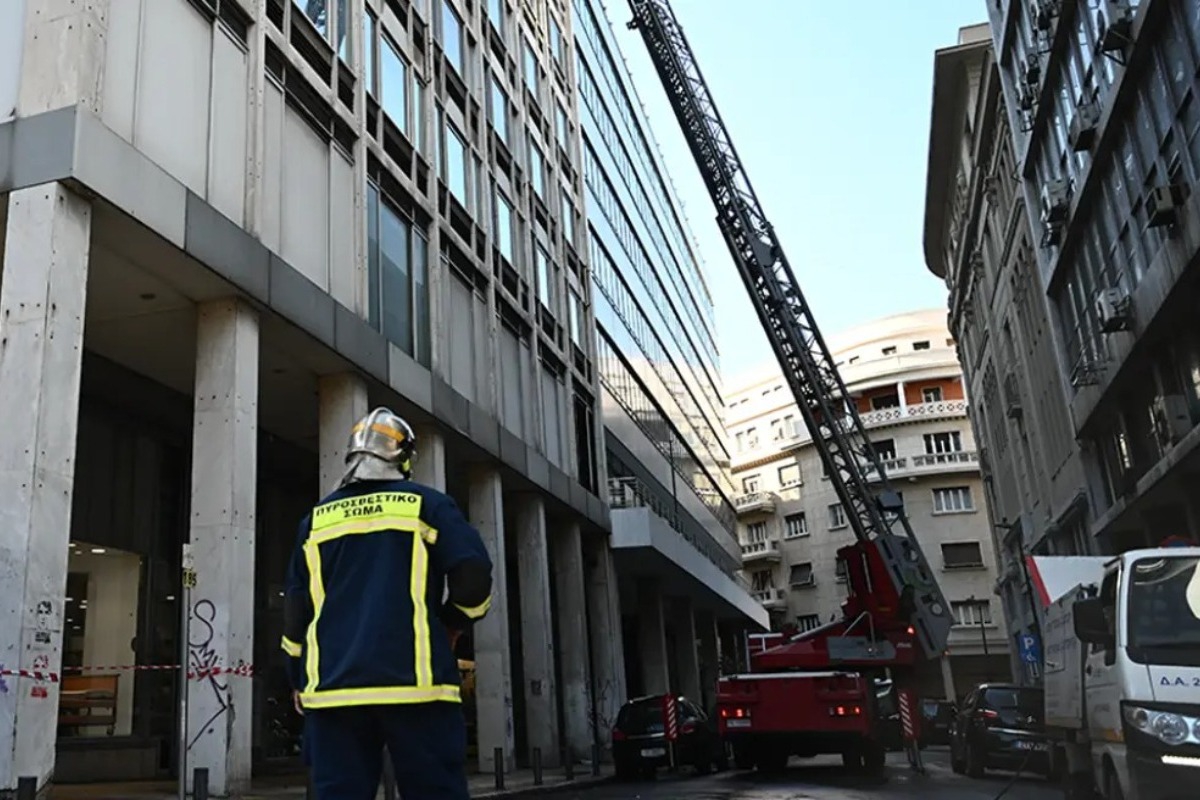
left=858, top=399, right=968, bottom=428
left=865, top=450, right=979, bottom=482
left=751, top=587, right=788, bottom=609
left=734, top=491, right=778, bottom=516
left=741, top=537, right=782, bottom=563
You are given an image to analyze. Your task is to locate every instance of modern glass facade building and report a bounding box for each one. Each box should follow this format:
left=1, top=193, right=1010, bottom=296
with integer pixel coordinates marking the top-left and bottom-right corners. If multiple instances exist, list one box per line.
left=571, top=0, right=767, bottom=710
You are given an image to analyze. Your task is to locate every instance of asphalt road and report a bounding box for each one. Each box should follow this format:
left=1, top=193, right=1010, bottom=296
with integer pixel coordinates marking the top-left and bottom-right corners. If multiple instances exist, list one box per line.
left=537, top=749, right=1061, bottom=800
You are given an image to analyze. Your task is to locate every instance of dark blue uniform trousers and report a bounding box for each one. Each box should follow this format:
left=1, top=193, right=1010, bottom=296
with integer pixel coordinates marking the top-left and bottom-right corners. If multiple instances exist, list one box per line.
left=306, top=702, right=470, bottom=800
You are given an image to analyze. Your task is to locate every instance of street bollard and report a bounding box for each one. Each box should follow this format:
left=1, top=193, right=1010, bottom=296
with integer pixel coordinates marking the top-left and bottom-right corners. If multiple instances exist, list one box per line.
left=563, top=747, right=575, bottom=781
left=493, top=747, right=505, bottom=790
left=193, top=768, right=209, bottom=800
left=591, top=744, right=601, bottom=776
left=381, top=754, right=398, bottom=800
left=532, top=746, right=544, bottom=785
left=16, top=777, right=36, bottom=800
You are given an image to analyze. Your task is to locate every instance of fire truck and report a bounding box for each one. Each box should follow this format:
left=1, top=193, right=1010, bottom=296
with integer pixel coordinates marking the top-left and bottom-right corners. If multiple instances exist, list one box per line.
left=625, top=0, right=955, bottom=776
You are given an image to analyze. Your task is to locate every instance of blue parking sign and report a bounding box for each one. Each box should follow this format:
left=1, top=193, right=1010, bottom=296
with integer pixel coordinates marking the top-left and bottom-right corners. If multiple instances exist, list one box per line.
left=1018, top=633, right=1041, bottom=664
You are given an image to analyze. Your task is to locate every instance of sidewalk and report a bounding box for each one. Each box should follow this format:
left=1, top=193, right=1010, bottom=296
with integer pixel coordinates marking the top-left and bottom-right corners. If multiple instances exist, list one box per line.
left=48, top=764, right=614, bottom=799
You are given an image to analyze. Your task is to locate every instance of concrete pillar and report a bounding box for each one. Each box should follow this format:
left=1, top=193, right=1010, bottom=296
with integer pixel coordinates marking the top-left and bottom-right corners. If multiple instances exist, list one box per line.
left=16, top=0, right=109, bottom=117
left=696, top=611, right=720, bottom=713
left=0, top=183, right=91, bottom=794
left=671, top=599, right=702, bottom=704
left=940, top=653, right=957, bottom=701
left=317, top=372, right=368, bottom=495
left=469, top=467, right=515, bottom=773
left=413, top=426, right=446, bottom=491
left=584, top=535, right=626, bottom=749
left=185, top=299, right=259, bottom=796
left=553, top=521, right=592, bottom=762
left=515, top=495, right=560, bottom=766
left=637, top=580, right=669, bottom=696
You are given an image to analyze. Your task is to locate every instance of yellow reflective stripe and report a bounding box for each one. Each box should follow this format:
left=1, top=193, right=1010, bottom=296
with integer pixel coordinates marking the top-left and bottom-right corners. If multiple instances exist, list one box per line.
left=312, top=492, right=423, bottom=530
left=352, top=421, right=410, bottom=444
left=454, top=595, right=492, bottom=620
left=411, top=532, right=433, bottom=687
left=299, top=684, right=461, bottom=708
left=308, top=516, right=423, bottom=547
left=303, top=542, right=326, bottom=694
left=281, top=636, right=302, bottom=657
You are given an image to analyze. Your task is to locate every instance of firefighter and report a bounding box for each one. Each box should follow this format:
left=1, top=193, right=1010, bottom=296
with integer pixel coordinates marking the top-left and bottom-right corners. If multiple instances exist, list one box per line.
left=282, top=407, right=493, bottom=800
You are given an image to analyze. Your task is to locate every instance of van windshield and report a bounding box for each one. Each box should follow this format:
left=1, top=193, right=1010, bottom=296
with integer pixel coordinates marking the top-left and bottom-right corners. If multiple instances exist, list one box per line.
left=1127, top=556, right=1200, bottom=666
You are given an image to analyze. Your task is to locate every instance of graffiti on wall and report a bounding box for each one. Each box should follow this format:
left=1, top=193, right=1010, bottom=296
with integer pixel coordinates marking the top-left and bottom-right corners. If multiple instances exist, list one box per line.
left=187, top=598, right=233, bottom=751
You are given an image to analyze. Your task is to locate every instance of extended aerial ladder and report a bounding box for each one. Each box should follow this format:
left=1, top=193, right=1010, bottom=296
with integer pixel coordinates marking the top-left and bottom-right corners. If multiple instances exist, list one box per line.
left=625, top=0, right=953, bottom=672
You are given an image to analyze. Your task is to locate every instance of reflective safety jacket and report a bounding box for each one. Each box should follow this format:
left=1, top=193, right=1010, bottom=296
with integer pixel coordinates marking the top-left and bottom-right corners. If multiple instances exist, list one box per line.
left=281, top=479, right=493, bottom=709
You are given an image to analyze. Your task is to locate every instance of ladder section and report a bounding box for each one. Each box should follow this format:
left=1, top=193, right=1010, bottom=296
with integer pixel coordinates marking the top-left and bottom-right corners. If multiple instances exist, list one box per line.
left=625, top=0, right=952, bottom=658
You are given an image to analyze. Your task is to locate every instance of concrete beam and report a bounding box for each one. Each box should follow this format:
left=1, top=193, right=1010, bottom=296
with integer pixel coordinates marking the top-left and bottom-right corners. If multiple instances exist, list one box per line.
left=185, top=298, right=259, bottom=796
left=584, top=534, right=626, bottom=748
left=553, top=521, right=593, bottom=762
left=469, top=467, right=515, bottom=773
left=515, top=495, right=560, bottom=767
left=317, top=372, right=368, bottom=496
left=0, top=182, right=91, bottom=794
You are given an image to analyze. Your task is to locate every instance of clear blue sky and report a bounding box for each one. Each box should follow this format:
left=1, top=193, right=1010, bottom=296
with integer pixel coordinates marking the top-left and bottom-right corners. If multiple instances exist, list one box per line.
left=608, top=1, right=987, bottom=381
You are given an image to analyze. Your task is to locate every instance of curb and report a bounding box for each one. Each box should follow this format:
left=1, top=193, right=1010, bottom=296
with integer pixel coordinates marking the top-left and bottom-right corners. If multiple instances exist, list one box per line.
left=472, top=775, right=617, bottom=799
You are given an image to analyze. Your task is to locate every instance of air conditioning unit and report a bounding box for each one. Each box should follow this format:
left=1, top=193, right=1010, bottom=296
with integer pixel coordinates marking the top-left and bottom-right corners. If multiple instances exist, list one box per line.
left=1068, top=101, right=1100, bottom=151
left=1146, top=184, right=1190, bottom=228
left=1034, top=0, right=1061, bottom=31
left=1153, top=394, right=1193, bottom=446
left=1096, top=0, right=1134, bottom=53
left=1095, top=286, right=1132, bottom=333
left=1040, top=178, right=1070, bottom=225
left=1024, top=54, right=1041, bottom=87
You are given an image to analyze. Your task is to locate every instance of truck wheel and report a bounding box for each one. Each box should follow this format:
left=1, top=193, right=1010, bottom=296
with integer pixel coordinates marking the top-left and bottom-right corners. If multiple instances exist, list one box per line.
left=841, top=749, right=863, bottom=771
left=863, top=741, right=886, bottom=776
left=733, top=746, right=755, bottom=770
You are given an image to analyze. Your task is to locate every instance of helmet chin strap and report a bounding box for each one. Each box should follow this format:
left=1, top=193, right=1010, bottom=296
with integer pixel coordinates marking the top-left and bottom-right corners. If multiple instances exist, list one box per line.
left=338, top=453, right=408, bottom=489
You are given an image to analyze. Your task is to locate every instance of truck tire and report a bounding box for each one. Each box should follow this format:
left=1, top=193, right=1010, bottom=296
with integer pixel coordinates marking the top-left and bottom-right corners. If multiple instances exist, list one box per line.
left=863, top=741, right=886, bottom=776
left=841, top=750, right=863, bottom=770
left=733, top=746, right=755, bottom=770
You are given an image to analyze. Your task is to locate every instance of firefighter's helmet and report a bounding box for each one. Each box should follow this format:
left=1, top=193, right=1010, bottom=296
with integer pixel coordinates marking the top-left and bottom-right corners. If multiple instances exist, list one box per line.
left=346, top=407, right=417, bottom=478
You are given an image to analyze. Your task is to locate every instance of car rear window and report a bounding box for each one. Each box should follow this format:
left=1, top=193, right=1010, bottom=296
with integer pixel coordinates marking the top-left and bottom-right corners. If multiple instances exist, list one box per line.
left=982, top=687, right=1042, bottom=715
left=616, top=699, right=664, bottom=731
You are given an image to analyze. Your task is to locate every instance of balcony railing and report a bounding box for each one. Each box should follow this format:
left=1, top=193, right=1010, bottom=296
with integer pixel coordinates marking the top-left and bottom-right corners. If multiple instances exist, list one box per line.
left=912, top=450, right=979, bottom=468
left=865, top=450, right=979, bottom=481
left=751, top=588, right=787, bottom=607
left=734, top=491, right=777, bottom=515
left=741, top=538, right=781, bottom=561
left=858, top=399, right=968, bottom=428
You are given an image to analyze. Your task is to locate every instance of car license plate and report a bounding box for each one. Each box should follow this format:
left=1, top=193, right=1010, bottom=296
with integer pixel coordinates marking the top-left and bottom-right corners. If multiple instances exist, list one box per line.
left=1015, top=740, right=1045, bottom=751
left=640, top=748, right=666, bottom=758
left=726, top=719, right=751, bottom=728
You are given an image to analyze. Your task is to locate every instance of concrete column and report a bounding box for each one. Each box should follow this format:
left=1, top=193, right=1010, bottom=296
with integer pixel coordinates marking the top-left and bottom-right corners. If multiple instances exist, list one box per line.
left=185, top=299, right=259, bottom=796
left=16, top=0, right=108, bottom=117
left=469, top=467, right=515, bottom=773
left=584, top=535, right=626, bottom=750
left=515, top=495, right=560, bottom=766
left=671, top=599, right=702, bottom=704
left=553, top=521, right=592, bottom=762
left=413, top=426, right=446, bottom=491
left=317, top=372, right=368, bottom=496
left=637, top=581, right=669, bottom=696
left=940, top=653, right=957, bottom=701
left=896, top=380, right=907, bottom=412
left=696, top=611, right=720, bottom=713
left=0, top=183, right=91, bottom=794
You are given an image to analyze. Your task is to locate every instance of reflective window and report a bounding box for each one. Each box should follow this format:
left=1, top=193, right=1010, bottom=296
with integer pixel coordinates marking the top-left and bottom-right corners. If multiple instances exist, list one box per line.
left=295, top=0, right=328, bottom=39
left=487, top=0, right=503, bottom=29
left=535, top=246, right=551, bottom=307
left=366, top=183, right=431, bottom=362
left=495, top=189, right=515, bottom=265
left=363, top=10, right=376, bottom=95
left=489, top=72, right=509, bottom=144
left=445, top=125, right=468, bottom=205
left=560, top=193, right=574, bottom=246
left=550, top=17, right=564, bottom=66
left=555, top=103, right=569, bottom=149
left=441, top=0, right=464, bottom=75
left=529, top=140, right=545, bottom=199
left=381, top=37, right=408, bottom=134
left=568, top=290, right=582, bottom=345
left=337, top=0, right=349, bottom=60
left=523, top=39, right=539, bottom=97
left=381, top=201, right=413, bottom=354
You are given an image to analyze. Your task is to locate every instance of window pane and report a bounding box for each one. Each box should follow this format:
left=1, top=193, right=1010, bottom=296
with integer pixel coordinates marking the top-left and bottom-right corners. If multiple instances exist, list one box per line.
left=446, top=126, right=468, bottom=204
left=529, top=142, right=544, bottom=198
left=550, top=17, right=563, bottom=64
left=568, top=292, right=581, bottom=344
left=523, top=41, right=538, bottom=95
left=367, top=182, right=381, bottom=330
left=380, top=204, right=413, bottom=353
left=295, top=0, right=328, bottom=39
left=560, top=194, right=573, bottom=244
left=363, top=10, right=376, bottom=94
left=495, top=191, right=514, bottom=264
left=413, top=230, right=430, bottom=366
left=412, top=81, right=424, bottom=153
left=536, top=247, right=550, bottom=306
left=487, top=0, right=503, bottom=27
left=441, top=0, right=464, bottom=74
left=555, top=104, right=568, bottom=148
left=337, top=0, right=349, bottom=60
left=381, top=38, right=408, bottom=134
left=490, top=74, right=509, bottom=144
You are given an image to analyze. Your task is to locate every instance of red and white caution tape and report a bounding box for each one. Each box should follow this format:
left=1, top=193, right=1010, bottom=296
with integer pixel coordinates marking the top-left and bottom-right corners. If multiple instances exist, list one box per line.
left=0, top=663, right=256, bottom=682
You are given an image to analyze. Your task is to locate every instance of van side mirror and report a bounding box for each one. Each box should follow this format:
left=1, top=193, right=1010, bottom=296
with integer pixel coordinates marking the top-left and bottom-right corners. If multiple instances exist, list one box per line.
left=1073, top=597, right=1112, bottom=647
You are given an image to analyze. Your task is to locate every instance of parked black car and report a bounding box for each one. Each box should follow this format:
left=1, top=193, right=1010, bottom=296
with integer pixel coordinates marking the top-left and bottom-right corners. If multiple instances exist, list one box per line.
left=920, top=698, right=955, bottom=746
left=950, top=683, right=1053, bottom=779
left=611, top=694, right=728, bottom=779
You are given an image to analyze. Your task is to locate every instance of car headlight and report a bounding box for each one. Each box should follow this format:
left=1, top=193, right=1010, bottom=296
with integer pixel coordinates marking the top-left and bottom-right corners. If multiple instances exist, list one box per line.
left=1123, top=705, right=1200, bottom=747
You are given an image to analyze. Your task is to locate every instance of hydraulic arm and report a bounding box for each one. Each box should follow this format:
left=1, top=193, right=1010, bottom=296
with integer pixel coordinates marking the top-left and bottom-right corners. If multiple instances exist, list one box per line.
left=626, top=0, right=952, bottom=664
